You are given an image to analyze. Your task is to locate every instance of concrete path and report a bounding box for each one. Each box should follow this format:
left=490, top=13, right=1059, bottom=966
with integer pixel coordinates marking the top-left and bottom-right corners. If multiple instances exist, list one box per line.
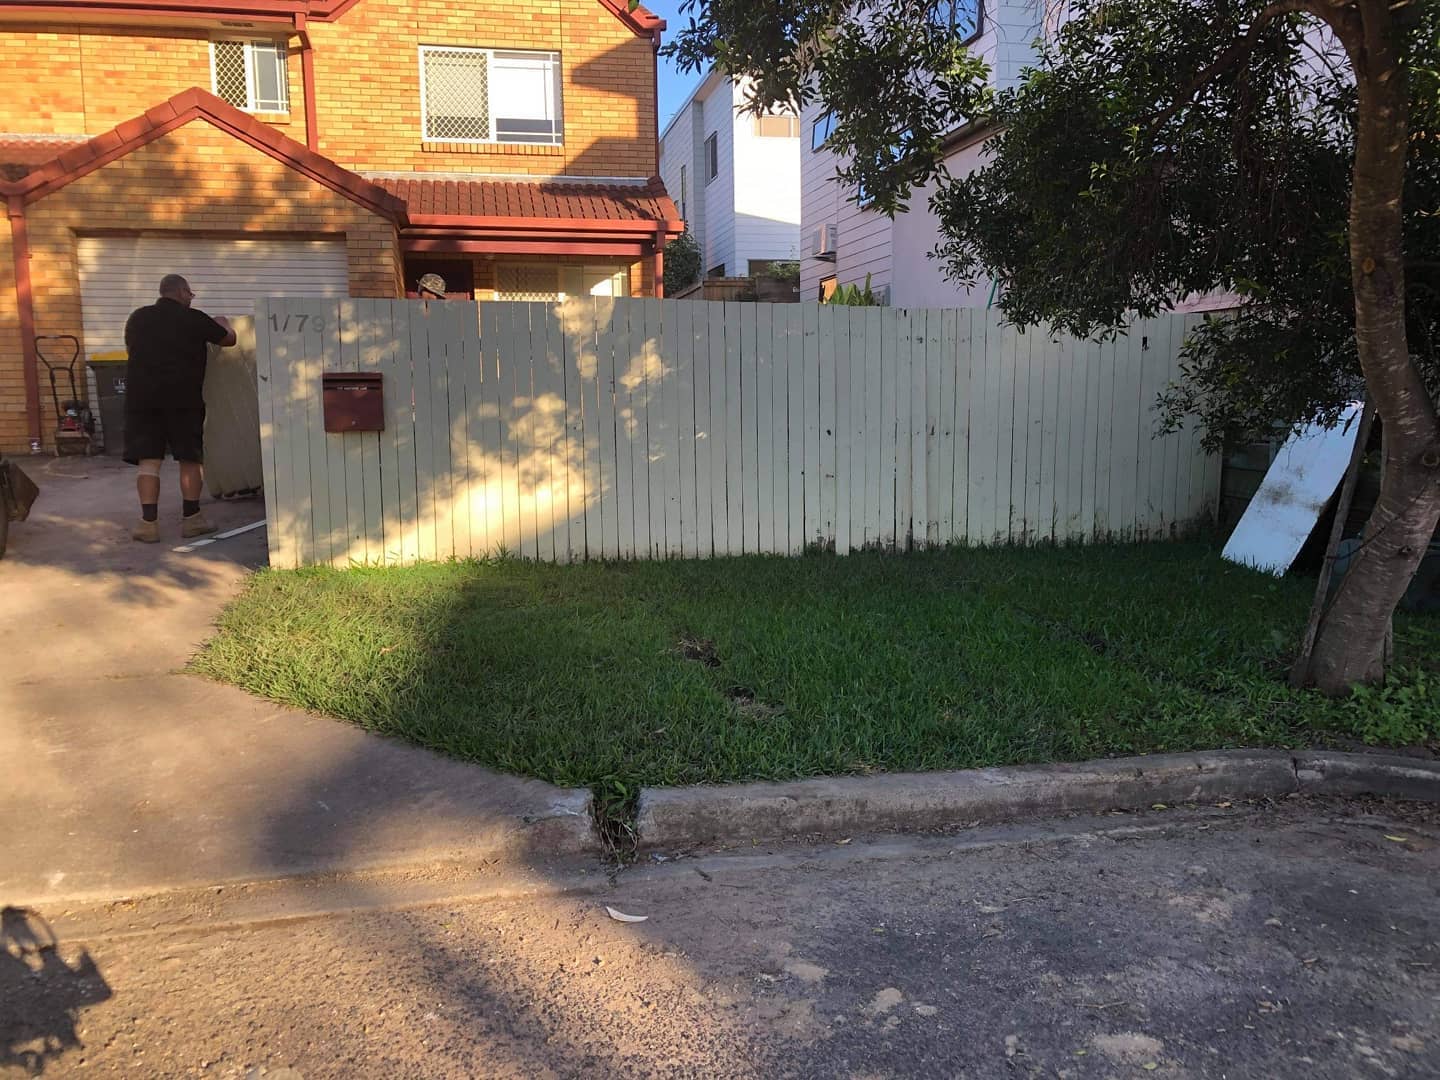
left=0, top=457, right=589, bottom=907
left=5, top=797, right=1438, bottom=1078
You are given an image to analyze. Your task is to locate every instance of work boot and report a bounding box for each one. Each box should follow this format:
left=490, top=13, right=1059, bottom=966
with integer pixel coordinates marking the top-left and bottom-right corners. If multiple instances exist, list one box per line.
left=132, top=519, right=160, bottom=543
left=181, top=511, right=217, bottom=538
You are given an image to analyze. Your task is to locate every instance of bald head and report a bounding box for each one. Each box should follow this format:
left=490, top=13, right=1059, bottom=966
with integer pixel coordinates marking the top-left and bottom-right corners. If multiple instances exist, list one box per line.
left=159, top=274, right=194, bottom=306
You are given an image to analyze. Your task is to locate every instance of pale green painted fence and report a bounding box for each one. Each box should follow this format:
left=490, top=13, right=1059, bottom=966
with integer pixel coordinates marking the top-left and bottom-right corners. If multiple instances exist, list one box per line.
left=255, top=297, right=1218, bottom=568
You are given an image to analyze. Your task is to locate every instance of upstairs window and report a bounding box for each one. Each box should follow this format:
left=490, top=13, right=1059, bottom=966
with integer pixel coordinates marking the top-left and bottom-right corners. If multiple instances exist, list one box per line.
left=754, top=111, right=799, bottom=138
left=420, top=46, right=563, bottom=145
left=705, top=132, right=718, bottom=181
left=811, top=111, right=837, bottom=151
left=936, top=0, right=984, bottom=44
left=211, top=40, right=289, bottom=114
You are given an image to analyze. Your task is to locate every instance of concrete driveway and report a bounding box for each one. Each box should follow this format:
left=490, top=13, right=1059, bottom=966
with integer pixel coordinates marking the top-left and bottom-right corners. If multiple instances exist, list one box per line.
left=0, top=456, right=588, bottom=906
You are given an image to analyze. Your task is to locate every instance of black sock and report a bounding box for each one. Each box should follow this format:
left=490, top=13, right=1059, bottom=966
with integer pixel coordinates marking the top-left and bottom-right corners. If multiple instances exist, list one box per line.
left=141, top=503, right=158, bottom=523
left=182, top=499, right=200, bottom=518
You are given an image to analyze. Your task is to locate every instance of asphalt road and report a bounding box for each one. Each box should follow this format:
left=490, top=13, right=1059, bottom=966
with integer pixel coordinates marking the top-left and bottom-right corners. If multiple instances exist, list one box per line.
left=4, top=796, right=1439, bottom=1079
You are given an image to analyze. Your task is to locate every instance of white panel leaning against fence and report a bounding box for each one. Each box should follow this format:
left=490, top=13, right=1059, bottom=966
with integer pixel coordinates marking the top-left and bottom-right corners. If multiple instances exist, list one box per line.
left=254, top=297, right=1220, bottom=569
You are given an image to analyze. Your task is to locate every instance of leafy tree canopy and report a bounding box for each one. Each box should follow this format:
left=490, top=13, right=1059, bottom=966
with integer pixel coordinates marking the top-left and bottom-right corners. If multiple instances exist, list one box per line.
left=667, top=0, right=1438, bottom=448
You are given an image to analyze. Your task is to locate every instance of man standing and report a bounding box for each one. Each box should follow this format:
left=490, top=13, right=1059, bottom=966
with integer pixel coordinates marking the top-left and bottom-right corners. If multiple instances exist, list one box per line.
left=122, top=274, right=237, bottom=542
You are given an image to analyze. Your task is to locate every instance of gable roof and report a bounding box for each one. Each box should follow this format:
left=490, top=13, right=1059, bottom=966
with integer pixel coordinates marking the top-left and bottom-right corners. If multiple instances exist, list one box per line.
left=376, top=176, right=680, bottom=231
left=0, top=88, right=408, bottom=223
left=0, top=0, right=666, bottom=39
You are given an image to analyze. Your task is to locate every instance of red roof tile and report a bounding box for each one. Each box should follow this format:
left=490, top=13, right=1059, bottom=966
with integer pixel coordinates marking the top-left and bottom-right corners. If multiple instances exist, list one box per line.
left=377, top=176, right=679, bottom=227
left=0, top=135, right=89, bottom=181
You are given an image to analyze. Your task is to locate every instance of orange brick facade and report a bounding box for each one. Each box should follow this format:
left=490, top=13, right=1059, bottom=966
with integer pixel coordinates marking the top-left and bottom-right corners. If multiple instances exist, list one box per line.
left=0, top=0, right=655, bottom=177
left=0, top=0, right=667, bottom=452
left=0, top=121, right=401, bottom=449
left=309, top=0, right=656, bottom=176
left=0, top=27, right=310, bottom=138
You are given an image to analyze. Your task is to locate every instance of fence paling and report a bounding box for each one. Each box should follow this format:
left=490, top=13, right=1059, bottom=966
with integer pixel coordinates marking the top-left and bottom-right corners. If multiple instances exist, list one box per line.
left=257, top=297, right=1220, bottom=569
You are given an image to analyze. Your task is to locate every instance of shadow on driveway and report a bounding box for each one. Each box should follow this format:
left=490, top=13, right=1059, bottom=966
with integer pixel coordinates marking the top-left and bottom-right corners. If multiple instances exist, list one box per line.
left=0, top=906, right=112, bottom=1076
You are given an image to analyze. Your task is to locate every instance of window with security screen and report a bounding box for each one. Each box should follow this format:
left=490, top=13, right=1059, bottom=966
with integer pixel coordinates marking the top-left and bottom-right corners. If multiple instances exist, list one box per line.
left=420, top=46, right=563, bottom=145
left=494, top=264, right=562, bottom=301
left=211, top=40, right=289, bottom=114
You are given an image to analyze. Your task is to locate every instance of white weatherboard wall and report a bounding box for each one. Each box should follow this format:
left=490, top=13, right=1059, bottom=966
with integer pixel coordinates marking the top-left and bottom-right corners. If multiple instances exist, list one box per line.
left=799, top=0, right=1057, bottom=303
left=662, top=72, right=801, bottom=279
left=701, top=85, right=738, bottom=275
left=799, top=97, right=894, bottom=304
left=257, top=298, right=1219, bottom=569
left=729, top=80, right=801, bottom=270
left=890, top=137, right=994, bottom=309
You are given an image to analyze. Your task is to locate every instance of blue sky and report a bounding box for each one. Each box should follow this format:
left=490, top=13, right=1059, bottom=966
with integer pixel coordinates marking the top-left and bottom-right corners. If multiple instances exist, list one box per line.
left=649, top=0, right=706, bottom=132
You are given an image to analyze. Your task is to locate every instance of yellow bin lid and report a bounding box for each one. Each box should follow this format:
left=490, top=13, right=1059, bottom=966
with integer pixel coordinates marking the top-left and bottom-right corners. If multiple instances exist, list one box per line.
left=89, top=350, right=128, bottom=363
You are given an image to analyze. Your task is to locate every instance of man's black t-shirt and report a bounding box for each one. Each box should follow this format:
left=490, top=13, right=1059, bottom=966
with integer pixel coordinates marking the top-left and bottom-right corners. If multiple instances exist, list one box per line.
left=123, top=298, right=231, bottom=410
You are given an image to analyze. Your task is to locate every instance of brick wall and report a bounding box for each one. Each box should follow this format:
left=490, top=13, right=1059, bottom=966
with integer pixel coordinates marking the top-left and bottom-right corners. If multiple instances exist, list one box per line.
left=2, top=119, right=400, bottom=453
left=0, top=0, right=657, bottom=178
left=0, top=27, right=309, bottom=141
left=308, top=0, right=655, bottom=176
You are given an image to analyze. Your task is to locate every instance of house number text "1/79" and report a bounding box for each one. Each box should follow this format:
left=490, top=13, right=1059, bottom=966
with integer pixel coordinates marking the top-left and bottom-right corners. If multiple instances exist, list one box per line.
left=269, top=313, right=325, bottom=334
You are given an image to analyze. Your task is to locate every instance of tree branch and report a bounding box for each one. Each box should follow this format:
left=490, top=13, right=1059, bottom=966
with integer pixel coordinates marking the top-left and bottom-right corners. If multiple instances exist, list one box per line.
left=1144, top=0, right=1317, bottom=138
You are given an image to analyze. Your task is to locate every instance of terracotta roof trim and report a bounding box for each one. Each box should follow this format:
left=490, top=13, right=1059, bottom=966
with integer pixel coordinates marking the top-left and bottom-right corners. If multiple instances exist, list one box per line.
left=0, top=134, right=92, bottom=180
left=0, top=88, right=408, bottom=224
left=376, top=175, right=681, bottom=233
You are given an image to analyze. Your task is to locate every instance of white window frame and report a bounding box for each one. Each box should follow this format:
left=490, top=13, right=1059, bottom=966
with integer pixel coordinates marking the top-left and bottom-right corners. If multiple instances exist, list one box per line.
left=209, top=39, right=289, bottom=114
left=418, top=45, right=564, bottom=146
left=811, top=111, right=837, bottom=152
left=705, top=132, right=718, bottom=182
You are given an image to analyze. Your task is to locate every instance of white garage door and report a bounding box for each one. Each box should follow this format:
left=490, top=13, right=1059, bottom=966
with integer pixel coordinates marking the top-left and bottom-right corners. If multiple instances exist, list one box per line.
left=76, top=235, right=349, bottom=440
left=77, top=235, right=349, bottom=356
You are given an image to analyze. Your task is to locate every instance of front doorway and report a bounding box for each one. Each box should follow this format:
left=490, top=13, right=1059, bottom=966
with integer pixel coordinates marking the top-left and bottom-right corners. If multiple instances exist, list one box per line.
left=403, top=260, right=475, bottom=300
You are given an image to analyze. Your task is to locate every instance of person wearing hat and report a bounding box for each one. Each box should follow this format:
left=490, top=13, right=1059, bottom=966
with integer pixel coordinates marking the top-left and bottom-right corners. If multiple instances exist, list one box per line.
left=122, top=273, right=236, bottom=543
left=417, top=273, right=448, bottom=299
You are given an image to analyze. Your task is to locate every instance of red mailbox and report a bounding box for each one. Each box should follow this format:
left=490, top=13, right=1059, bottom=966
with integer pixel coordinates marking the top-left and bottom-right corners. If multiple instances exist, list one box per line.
left=322, top=372, right=384, bottom=433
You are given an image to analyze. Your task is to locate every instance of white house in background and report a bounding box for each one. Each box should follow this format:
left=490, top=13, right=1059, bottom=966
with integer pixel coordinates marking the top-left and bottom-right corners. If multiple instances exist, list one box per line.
left=659, top=70, right=802, bottom=280
left=802, top=0, right=1248, bottom=310
left=800, top=0, right=1042, bottom=305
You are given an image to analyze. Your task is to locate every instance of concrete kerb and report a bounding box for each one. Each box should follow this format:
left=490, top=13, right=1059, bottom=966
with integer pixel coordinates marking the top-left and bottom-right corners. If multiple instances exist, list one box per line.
left=631, top=750, right=1440, bottom=852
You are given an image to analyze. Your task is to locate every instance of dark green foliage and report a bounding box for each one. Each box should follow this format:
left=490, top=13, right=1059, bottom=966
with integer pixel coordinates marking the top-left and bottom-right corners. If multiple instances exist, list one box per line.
left=825, top=273, right=880, bottom=306
left=669, top=0, right=1438, bottom=447
left=663, top=229, right=703, bottom=295
left=933, top=0, right=1439, bottom=447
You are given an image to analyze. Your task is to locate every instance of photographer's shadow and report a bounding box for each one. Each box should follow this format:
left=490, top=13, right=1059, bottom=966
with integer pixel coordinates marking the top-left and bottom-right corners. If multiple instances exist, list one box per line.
left=1, top=907, right=112, bottom=1076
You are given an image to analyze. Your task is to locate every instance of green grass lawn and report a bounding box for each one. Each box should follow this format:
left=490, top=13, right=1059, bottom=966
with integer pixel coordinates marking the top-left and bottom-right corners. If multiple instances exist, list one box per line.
left=193, top=542, right=1440, bottom=791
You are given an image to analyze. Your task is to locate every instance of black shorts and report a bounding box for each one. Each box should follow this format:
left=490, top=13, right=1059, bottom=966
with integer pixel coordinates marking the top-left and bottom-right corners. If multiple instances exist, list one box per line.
left=123, top=407, right=205, bottom=465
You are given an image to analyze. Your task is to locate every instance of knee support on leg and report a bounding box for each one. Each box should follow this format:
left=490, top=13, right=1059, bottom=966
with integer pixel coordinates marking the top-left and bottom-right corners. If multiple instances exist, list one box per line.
left=137, top=460, right=163, bottom=478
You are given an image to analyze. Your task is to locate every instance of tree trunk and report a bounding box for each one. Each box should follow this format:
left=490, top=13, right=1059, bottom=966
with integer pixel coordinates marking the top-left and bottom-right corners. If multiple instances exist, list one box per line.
left=1289, top=398, right=1375, bottom=689
left=1304, top=0, right=1440, bottom=694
